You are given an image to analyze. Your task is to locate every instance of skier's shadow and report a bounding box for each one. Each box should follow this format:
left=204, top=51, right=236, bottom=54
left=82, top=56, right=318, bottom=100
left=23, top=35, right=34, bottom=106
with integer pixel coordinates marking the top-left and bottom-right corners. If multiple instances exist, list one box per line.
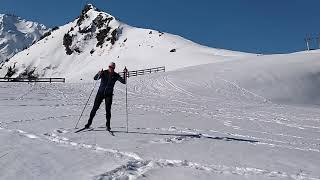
left=113, top=130, right=202, bottom=138
left=93, top=127, right=259, bottom=143
left=204, top=136, right=259, bottom=143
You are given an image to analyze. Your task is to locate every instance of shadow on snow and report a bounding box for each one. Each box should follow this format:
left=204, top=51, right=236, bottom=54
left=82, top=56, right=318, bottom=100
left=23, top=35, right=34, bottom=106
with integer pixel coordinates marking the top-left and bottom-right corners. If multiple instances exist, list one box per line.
left=88, top=127, right=259, bottom=144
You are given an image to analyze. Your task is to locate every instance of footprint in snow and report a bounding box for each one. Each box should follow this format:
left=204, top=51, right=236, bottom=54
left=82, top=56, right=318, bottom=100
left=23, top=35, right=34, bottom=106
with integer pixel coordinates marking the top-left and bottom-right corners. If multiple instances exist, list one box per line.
left=168, top=126, right=177, bottom=131
left=16, top=129, right=39, bottom=139
left=54, top=128, right=69, bottom=134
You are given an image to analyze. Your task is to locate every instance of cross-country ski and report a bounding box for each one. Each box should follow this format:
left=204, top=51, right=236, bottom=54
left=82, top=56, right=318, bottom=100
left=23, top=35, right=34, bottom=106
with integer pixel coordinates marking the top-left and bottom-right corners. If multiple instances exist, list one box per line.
left=74, top=127, right=94, bottom=134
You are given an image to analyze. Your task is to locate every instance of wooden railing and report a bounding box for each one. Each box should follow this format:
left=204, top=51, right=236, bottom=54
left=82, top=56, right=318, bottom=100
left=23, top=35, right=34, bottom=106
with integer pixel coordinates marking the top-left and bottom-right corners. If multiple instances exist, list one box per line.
left=119, top=66, right=165, bottom=78
left=0, top=66, right=165, bottom=82
left=0, top=78, right=65, bottom=83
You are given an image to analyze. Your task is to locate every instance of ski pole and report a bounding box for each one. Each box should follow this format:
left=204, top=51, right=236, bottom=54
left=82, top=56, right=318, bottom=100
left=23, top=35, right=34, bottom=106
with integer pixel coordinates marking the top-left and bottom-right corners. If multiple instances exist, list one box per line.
left=75, top=70, right=102, bottom=129
left=124, top=67, right=129, bottom=133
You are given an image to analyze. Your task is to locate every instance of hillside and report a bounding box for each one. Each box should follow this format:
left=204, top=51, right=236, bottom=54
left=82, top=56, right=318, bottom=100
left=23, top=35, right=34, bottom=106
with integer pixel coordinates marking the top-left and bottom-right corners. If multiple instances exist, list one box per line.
left=173, top=50, right=320, bottom=105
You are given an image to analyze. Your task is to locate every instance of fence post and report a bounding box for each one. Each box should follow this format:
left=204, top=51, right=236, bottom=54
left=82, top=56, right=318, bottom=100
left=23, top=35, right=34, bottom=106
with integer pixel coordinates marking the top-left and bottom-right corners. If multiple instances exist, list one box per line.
left=305, top=36, right=311, bottom=51
left=318, top=35, right=320, bottom=49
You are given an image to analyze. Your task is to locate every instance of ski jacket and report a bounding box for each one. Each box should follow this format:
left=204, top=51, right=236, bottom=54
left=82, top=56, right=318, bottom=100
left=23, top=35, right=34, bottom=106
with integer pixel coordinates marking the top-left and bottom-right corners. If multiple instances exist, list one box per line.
left=94, top=70, right=126, bottom=95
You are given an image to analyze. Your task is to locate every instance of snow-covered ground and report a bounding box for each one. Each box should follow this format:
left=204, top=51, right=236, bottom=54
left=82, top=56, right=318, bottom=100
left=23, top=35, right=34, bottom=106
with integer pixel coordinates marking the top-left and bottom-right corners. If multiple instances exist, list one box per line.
left=1, top=50, right=320, bottom=180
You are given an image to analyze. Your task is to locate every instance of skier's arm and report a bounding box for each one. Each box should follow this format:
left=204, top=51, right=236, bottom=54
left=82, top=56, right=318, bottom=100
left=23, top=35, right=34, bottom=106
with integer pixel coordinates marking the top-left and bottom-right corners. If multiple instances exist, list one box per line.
left=117, top=74, right=126, bottom=84
left=118, top=67, right=128, bottom=84
left=94, top=70, right=103, bottom=80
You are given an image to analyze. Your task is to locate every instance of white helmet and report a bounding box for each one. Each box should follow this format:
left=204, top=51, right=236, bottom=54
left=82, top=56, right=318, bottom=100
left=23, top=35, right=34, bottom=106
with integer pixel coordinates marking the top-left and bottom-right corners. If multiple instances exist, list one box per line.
left=109, top=62, right=116, bottom=69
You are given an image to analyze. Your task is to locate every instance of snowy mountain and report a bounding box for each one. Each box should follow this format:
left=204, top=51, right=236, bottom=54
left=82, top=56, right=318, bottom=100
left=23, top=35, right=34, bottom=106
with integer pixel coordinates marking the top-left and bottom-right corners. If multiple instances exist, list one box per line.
left=0, top=4, right=252, bottom=81
left=0, top=14, right=48, bottom=63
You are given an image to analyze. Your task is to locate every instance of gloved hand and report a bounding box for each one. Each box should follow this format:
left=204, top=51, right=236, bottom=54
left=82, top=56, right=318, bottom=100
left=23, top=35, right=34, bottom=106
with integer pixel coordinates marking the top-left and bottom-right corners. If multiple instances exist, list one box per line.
left=99, top=69, right=104, bottom=75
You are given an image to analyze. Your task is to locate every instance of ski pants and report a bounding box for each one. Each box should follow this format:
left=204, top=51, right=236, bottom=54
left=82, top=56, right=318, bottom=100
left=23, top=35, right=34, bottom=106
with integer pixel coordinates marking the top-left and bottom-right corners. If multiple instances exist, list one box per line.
left=86, top=93, right=113, bottom=128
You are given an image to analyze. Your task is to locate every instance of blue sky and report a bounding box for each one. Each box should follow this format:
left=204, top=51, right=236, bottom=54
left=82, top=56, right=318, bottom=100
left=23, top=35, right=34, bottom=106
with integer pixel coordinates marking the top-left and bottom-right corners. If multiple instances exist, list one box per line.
left=1, top=0, right=320, bottom=54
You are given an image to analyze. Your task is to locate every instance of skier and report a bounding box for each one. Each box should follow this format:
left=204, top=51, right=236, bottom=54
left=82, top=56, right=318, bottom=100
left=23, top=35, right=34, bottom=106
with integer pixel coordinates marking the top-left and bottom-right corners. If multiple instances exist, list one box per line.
left=84, top=62, right=127, bottom=131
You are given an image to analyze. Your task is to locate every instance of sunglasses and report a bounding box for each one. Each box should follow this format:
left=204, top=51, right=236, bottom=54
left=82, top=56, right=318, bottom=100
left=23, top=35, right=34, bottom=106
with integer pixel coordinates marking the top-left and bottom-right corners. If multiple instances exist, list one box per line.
left=109, top=66, right=115, bottom=69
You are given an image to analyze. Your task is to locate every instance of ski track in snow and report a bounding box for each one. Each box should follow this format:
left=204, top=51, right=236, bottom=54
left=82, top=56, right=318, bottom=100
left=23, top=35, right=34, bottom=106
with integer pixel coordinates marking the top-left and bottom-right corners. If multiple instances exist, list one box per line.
left=1, top=74, right=320, bottom=179
left=117, top=126, right=320, bottom=153
left=117, top=76, right=320, bottom=153
left=1, top=126, right=318, bottom=180
left=1, top=114, right=78, bottom=126
left=96, top=159, right=320, bottom=180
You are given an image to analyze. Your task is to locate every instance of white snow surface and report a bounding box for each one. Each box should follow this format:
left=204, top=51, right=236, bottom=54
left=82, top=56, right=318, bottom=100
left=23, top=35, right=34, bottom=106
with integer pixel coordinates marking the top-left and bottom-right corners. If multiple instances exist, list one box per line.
left=0, top=14, right=48, bottom=63
left=0, top=50, right=320, bottom=180
left=0, top=4, right=252, bottom=81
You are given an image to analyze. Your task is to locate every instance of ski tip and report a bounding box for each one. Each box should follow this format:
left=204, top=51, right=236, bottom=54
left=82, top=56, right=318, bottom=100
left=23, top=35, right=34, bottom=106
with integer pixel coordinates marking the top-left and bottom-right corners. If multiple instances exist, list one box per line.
left=74, top=127, right=89, bottom=133
left=108, top=130, right=115, bottom=136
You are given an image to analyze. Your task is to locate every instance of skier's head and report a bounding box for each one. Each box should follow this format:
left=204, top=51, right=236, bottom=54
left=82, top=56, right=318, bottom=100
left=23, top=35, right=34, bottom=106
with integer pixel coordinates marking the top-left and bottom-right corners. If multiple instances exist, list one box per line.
left=109, top=62, right=116, bottom=72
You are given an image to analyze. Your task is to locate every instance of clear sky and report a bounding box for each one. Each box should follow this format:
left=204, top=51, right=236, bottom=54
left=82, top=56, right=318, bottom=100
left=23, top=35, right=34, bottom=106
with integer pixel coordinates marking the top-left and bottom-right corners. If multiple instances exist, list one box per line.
left=1, top=0, right=320, bottom=54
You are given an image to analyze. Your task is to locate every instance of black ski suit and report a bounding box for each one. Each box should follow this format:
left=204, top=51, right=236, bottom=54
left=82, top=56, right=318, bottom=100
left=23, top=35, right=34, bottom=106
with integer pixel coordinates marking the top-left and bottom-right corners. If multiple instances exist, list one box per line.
left=86, top=70, right=126, bottom=129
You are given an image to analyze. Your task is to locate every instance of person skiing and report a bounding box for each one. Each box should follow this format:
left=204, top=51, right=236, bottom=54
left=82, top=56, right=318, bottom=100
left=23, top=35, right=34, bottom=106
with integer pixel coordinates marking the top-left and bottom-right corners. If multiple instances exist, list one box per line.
left=84, top=62, right=127, bottom=131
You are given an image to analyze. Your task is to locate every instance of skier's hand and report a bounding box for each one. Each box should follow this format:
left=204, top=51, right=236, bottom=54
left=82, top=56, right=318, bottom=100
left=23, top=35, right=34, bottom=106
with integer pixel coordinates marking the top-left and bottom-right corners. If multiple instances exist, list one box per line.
left=99, top=69, right=104, bottom=75
left=123, top=67, right=128, bottom=73
left=123, top=67, right=128, bottom=81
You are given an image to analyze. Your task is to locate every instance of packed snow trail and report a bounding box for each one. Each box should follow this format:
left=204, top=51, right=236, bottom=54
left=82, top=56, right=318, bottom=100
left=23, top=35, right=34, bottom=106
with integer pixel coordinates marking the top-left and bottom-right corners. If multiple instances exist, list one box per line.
left=0, top=82, right=319, bottom=179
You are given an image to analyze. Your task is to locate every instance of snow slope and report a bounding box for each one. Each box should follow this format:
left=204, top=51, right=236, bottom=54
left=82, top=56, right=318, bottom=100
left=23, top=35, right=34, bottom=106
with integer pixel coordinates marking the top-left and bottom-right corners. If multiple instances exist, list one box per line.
left=173, top=50, right=320, bottom=105
left=0, top=14, right=48, bottom=63
left=0, top=4, right=252, bottom=81
left=0, top=50, right=319, bottom=180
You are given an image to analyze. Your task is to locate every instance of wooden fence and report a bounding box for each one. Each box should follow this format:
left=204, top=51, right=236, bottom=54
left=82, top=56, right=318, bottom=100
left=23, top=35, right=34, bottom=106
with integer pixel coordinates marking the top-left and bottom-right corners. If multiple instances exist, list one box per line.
left=119, top=66, right=165, bottom=78
left=0, top=78, right=65, bottom=83
left=0, top=66, right=165, bottom=83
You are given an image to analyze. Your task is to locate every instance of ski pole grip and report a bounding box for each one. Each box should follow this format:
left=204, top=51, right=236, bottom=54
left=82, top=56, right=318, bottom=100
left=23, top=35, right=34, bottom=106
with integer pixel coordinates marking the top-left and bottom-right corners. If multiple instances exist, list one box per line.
left=124, top=66, right=128, bottom=79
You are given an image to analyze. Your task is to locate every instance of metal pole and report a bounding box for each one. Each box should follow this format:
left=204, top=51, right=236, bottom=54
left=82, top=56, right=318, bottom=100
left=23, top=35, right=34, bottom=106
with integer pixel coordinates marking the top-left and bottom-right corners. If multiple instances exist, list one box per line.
left=124, top=67, right=129, bottom=133
left=305, top=38, right=310, bottom=51
left=126, top=80, right=128, bottom=133
left=318, top=35, right=320, bottom=49
left=75, top=72, right=101, bottom=129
